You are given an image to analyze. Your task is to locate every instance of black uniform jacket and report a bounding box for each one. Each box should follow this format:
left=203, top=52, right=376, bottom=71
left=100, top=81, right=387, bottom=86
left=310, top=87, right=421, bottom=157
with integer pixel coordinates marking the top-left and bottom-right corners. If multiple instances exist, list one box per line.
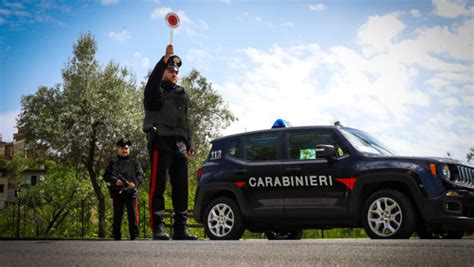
left=104, top=156, right=144, bottom=192
left=143, top=56, right=194, bottom=152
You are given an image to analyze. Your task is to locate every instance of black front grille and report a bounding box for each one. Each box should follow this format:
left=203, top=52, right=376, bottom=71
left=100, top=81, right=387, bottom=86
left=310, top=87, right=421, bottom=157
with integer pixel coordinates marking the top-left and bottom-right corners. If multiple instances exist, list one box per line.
left=449, top=165, right=474, bottom=189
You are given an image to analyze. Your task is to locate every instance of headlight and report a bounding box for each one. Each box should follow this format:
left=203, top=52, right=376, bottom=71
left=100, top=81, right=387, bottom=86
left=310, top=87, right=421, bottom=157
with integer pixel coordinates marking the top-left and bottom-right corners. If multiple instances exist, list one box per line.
left=442, top=164, right=451, bottom=179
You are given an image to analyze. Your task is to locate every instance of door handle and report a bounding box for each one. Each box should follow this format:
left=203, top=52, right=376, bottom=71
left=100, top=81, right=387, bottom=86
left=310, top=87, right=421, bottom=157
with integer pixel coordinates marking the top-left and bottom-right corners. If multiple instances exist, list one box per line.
left=284, top=167, right=301, bottom=174
left=234, top=169, right=248, bottom=175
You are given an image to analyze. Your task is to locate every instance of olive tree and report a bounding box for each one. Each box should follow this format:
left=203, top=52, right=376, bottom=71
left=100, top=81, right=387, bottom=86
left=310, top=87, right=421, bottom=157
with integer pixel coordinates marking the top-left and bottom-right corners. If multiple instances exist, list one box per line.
left=17, top=33, right=144, bottom=238
left=17, top=33, right=237, bottom=238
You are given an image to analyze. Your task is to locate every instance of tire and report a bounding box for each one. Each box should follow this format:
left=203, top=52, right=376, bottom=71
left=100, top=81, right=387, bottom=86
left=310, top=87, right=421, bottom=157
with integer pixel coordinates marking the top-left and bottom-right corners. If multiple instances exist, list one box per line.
left=204, top=197, right=245, bottom=240
left=265, top=230, right=304, bottom=240
left=362, top=190, right=416, bottom=239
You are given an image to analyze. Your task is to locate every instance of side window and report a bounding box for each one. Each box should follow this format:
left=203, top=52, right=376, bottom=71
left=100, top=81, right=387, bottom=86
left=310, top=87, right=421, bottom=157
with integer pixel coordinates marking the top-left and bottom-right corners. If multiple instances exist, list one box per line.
left=226, top=139, right=241, bottom=159
left=244, top=133, right=278, bottom=161
left=287, top=130, right=345, bottom=160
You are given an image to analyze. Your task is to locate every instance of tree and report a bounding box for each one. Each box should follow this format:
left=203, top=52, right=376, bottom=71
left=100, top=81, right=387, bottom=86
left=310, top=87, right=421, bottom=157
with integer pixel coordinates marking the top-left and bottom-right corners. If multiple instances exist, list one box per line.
left=22, top=161, right=93, bottom=237
left=6, top=151, right=31, bottom=187
left=181, top=69, right=237, bottom=186
left=17, top=33, right=145, bottom=238
left=4, top=152, right=32, bottom=238
left=467, top=148, right=474, bottom=163
left=17, top=34, right=237, bottom=239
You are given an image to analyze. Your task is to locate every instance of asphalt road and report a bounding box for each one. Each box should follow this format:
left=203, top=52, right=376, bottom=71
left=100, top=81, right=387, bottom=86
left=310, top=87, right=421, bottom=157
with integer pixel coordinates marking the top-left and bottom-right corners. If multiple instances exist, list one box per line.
left=1, top=239, right=473, bottom=266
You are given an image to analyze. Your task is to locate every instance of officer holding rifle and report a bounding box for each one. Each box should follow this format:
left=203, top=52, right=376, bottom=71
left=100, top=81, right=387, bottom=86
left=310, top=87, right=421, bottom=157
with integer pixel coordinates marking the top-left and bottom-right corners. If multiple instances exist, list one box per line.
left=104, top=138, right=144, bottom=240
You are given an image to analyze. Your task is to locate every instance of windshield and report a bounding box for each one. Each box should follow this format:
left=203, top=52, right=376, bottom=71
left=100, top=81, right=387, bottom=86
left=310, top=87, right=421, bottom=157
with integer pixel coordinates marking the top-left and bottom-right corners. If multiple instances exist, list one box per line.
left=339, top=128, right=397, bottom=156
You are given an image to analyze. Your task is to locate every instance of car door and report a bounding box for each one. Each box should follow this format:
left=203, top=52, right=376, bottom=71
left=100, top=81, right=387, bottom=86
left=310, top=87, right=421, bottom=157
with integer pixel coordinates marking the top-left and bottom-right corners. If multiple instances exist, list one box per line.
left=232, top=131, right=285, bottom=220
left=282, top=129, right=352, bottom=222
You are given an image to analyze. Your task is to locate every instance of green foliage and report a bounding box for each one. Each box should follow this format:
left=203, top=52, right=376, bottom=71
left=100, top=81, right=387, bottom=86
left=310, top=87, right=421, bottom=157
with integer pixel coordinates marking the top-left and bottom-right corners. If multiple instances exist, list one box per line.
left=467, top=147, right=474, bottom=163
left=15, top=33, right=236, bottom=239
left=0, top=158, right=8, bottom=168
left=5, top=152, right=31, bottom=186
left=303, top=228, right=367, bottom=238
left=23, top=162, right=94, bottom=237
left=0, top=162, right=96, bottom=238
left=17, top=33, right=145, bottom=238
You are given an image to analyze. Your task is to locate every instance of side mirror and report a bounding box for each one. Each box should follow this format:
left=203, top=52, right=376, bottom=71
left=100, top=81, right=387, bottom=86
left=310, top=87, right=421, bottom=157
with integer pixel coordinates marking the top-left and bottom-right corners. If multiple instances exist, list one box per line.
left=315, top=145, right=337, bottom=162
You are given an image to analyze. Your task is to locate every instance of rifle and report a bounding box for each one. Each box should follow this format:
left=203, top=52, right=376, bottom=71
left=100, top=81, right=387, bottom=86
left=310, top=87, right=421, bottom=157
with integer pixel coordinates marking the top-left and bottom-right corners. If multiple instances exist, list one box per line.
left=109, top=172, right=134, bottom=194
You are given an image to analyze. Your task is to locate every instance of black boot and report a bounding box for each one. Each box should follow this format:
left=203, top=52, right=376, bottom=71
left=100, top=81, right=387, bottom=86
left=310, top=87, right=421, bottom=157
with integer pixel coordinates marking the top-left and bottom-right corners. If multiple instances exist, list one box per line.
left=153, top=224, right=171, bottom=240
left=172, top=228, right=198, bottom=240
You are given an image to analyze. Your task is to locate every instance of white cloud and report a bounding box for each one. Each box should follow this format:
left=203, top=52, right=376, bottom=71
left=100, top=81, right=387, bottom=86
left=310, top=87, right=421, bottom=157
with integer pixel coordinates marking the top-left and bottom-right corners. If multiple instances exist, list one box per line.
left=216, top=13, right=473, bottom=161
left=218, top=0, right=232, bottom=4
left=410, top=9, right=422, bottom=17
left=108, top=29, right=131, bottom=42
left=133, top=52, right=150, bottom=69
left=357, top=13, right=405, bottom=56
left=122, top=52, right=150, bottom=81
left=0, top=2, right=69, bottom=28
left=393, top=19, right=473, bottom=67
left=101, top=0, right=120, bottom=6
left=255, top=16, right=263, bottom=22
left=309, top=4, right=327, bottom=12
left=281, top=21, right=295, bottom=27
left=0, top=111, right=19, bottom=142
left=186, top=48, right=210, bottom=61
left=433, top=0, right=474, bottom=18
left=151, top=7, right=172, bottom=19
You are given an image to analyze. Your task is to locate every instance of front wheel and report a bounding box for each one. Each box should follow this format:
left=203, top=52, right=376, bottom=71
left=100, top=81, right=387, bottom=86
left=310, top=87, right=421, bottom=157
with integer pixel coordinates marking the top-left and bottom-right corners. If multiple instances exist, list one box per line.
left=204, top=197, right=245, bottom=240
left=362, top=190, right=416, bottom=239
left=265, top=230, right=304, bottom=240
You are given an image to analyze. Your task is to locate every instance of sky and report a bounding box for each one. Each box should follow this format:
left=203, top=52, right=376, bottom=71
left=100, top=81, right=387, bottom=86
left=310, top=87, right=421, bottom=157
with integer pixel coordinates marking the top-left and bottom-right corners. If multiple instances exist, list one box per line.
left=0, top=0, right=473, bottom=161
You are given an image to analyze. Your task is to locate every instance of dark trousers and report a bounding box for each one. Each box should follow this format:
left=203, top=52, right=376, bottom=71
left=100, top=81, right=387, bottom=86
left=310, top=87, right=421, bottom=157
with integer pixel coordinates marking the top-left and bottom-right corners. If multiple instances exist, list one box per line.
left=149, top=148, right=189, bottom=233
left=112, top=191, right=139, bottom=240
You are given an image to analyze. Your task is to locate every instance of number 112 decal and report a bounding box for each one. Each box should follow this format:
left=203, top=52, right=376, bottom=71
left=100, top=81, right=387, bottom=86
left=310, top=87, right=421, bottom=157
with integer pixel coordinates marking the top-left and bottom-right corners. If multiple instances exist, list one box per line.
left=210, top=150, right=222, bottom=160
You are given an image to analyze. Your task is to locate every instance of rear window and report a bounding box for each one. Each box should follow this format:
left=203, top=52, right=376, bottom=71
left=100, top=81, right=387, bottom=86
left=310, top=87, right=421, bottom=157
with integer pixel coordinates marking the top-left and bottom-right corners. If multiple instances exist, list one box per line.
left=244, top=133, right=278, bottom=161
left=227, top=139, right=240, bottom=158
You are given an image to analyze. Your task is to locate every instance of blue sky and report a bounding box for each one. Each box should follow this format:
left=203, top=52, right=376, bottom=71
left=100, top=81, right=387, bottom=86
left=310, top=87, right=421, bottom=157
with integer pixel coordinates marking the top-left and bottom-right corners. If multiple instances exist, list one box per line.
left=0, top=0, right=473, bottom=161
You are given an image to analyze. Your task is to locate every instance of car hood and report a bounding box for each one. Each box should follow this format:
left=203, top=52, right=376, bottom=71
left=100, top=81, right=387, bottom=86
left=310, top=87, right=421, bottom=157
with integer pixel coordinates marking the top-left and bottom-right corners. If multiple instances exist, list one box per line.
left=367, top=154, right=474, bottom=168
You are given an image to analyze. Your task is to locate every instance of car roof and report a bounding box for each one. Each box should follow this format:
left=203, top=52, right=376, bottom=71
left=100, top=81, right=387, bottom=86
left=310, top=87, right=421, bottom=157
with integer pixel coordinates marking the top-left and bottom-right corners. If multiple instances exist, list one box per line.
left=212, top=125, right=345, bottom=143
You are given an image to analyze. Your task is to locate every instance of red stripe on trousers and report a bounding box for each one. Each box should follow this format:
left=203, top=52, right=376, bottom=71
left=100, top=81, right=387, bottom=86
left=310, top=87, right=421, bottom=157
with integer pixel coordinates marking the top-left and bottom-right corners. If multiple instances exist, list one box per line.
left=149, top=150, right=158, bottom=232
left=135, top=197, right=139, bottom=226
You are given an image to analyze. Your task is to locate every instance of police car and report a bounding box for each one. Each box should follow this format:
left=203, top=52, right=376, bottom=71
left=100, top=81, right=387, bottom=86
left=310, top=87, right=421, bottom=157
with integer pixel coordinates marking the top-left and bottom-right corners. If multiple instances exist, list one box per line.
left=193, top=120, right=474, bottom=240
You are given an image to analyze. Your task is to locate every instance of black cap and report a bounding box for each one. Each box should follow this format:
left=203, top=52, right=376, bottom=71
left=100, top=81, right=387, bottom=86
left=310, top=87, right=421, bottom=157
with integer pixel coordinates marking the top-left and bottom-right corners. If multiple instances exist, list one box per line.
left=166, top=55, right=182, bottom=72
left=116, top=138, right=132, bottom=147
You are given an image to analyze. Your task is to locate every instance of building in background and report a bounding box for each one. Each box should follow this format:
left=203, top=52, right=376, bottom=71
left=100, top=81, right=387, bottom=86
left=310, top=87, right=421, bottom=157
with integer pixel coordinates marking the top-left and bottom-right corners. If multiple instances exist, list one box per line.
left=0, top=132, right=45, bottom=209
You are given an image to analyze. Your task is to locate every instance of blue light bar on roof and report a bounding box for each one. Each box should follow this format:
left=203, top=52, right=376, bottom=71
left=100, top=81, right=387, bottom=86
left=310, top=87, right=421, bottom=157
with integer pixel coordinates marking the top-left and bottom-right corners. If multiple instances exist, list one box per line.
left=272, top=119, right=287, bottom=129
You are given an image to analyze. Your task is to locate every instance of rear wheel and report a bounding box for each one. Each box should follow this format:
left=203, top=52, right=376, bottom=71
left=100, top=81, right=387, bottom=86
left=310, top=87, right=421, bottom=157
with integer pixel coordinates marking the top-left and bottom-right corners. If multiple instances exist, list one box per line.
left=265, top=230, right=304, bottom=240
left=204, top=197, right=245, bottom=240
left=362, top=190, right=416, bottom=239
